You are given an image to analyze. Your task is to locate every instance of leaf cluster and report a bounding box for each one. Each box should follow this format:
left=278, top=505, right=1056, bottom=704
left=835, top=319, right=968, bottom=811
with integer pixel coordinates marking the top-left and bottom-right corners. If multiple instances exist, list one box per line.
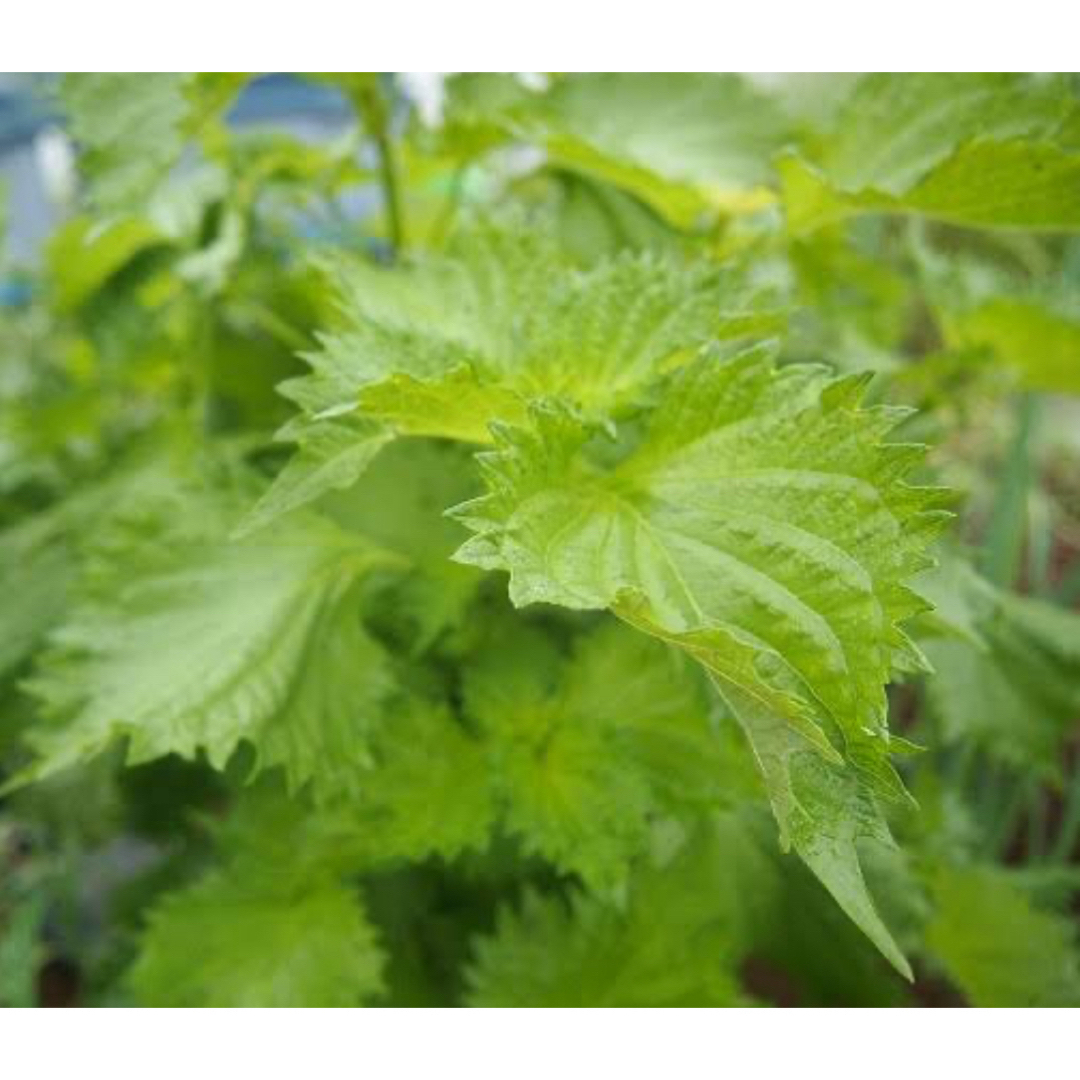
left=2, top=72, right=1079, bottom=1007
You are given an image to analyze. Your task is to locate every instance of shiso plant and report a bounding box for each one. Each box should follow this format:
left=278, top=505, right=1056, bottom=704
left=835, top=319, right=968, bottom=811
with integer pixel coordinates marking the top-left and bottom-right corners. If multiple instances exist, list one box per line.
left=2, top=72, right=1080, bottom=1007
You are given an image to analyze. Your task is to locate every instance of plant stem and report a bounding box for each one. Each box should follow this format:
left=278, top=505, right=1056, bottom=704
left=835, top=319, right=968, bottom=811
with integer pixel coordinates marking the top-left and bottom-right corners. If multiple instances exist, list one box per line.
left=1050, top=764, right=1080, bottom=864
left=355, top=77, right=406, bottom=257
left=945, top=740, right=976, bottom=792
left=373, top=124, right=405, bottom=254
left=1026, top=783, right=1049, bottom=862
left=988, top=774, right=1030, bottom=859
left=1058, top=561, right=1080, bottom=606
left=981, top=393, right=1038, bottom=587
left=232, top=300, right=310, bottom=353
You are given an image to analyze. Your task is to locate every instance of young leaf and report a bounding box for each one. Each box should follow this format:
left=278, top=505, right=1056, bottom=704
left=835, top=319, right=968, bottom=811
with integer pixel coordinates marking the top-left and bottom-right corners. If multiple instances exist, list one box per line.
left=466, top=821, right=759, bottom=1006
left=344, top=698, right=495, bottom=864
left=130, top=869, right=384, bottom=1007
left=245, top=223, right=779, bottom=531
left=462, top=620, right=722, bottom=890
left=453, top=345, right=949, bottom=972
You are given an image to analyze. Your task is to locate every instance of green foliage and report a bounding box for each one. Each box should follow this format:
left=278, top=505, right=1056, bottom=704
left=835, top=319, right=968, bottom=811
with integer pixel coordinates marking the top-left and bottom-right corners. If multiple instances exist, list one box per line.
left=4, top=71, right=1080, bottom=1008
left=462, top=620, right=722, bottom=890
left=947, top=297, right=1080, bottom=395
left=467, top=821, right=756, bottom=1006
left=926, top=865, right=1080, bottom=1006
left=464, top=73, right=791, bottom=228
left=131, top=869, right=384, bottom=1007
left=452, top=346, right=945, bottom=975
left=0, top=893, right=45, bottom=1007
left=780, top=74, right=1080, bottom=233
left=243, top=223, right=780, bottom=531
left=60, top=73, right=245, bottom=214
left=127, top=790, right=386, bottom=1007
left=18, top=459, right=399, bottom=800
left=918, top=558, right=1080, bottom=780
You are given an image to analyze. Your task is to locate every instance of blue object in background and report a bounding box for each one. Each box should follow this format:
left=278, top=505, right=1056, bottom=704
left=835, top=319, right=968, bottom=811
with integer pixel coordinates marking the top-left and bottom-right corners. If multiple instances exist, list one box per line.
left=0, top=276, right=33, bottom=308
left=0, top=73, right=362, bottom=268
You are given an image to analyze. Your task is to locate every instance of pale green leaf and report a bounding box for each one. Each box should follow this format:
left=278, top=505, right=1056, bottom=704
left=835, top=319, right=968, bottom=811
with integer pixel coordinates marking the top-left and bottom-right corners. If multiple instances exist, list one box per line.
left=781, top=74, right=1080, bottom=233
left=312, top=226, right=772, bottom=419
left=251, top=224, right=779, bottom=530
left=945, top=297, right=1080, bottom=395
left=61, top=73, right=246, bottom=213
left=457, top=73, right=791, bottom=228
left=716, top=681, right=911, bottom=978
left=920, top=569, right=1080, bottom=779
left=19, top=470, right=398, bottom=801
left=923, top=635, right=1078, bottom=782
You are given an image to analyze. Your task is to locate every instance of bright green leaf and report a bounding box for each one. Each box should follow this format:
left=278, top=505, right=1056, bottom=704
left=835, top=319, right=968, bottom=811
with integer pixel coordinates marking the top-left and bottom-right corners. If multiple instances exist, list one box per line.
left=249, top=223, right=779, bottom=530
left=19, top=465, right=398, bottom=800
left=46, top=215, right=165, bottom=313
left=463, top=620, right=720, bottom=890
left=458, top=74, right=791, bottom=229
left=454, top=345, right=949, bottom=971
left=130, top=869, right=384, bottom=1007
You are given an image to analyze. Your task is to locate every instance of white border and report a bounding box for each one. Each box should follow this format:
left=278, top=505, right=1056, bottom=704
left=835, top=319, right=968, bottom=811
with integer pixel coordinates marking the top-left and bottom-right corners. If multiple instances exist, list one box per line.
left=0, top=2, right=1077, bottom=72
left=1, top=1006, right=1076, bottom=1078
